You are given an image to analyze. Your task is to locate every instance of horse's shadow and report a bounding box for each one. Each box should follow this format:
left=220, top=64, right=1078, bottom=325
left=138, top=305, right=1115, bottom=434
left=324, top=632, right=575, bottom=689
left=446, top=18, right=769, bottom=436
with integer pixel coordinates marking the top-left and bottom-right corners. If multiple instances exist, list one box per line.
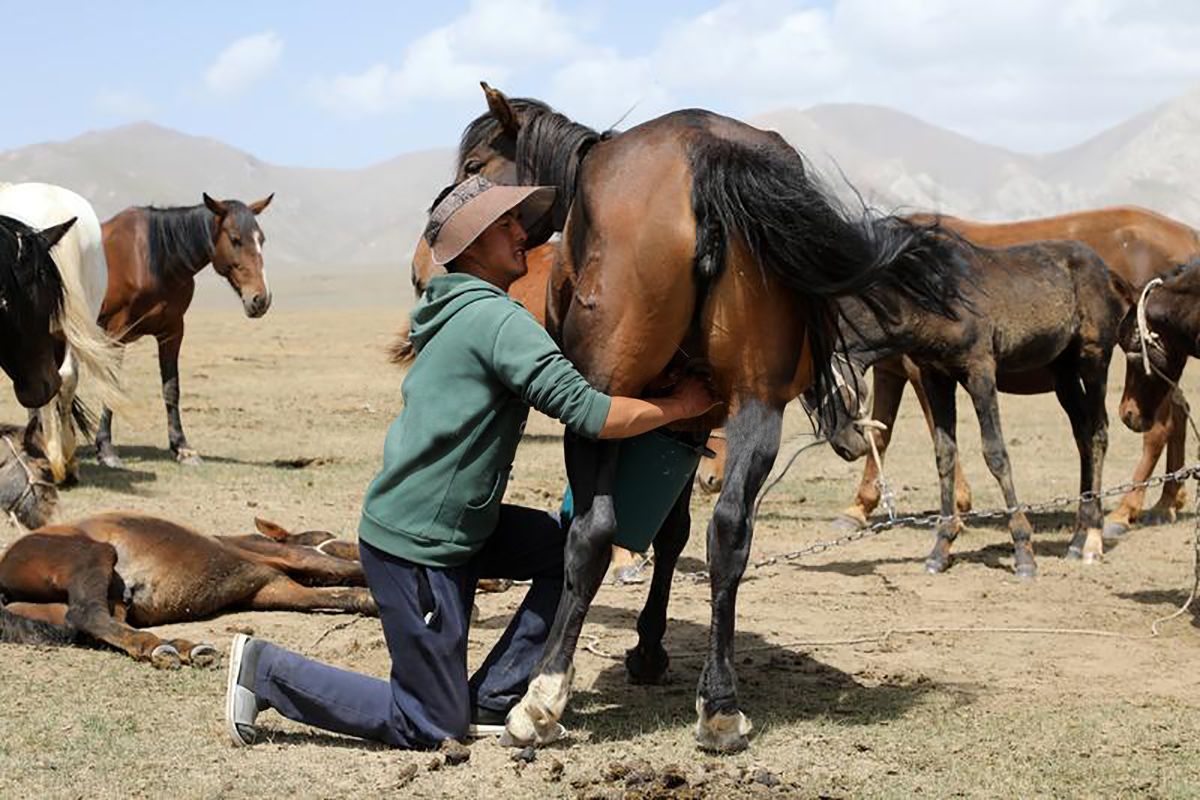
left=73, top=461, right=157, bottom=496
left=1114, top=588, right=1200, bottom=627
left=553, top=602, right=946, bottom=743
left=76, top=444, right=297, bottom=470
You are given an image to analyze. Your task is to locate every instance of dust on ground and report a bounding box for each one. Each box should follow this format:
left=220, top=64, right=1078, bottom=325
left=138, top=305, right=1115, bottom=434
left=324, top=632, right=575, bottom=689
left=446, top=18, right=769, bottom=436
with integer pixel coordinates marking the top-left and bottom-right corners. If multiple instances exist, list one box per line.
left=2, top=305, right=1200, bottom=799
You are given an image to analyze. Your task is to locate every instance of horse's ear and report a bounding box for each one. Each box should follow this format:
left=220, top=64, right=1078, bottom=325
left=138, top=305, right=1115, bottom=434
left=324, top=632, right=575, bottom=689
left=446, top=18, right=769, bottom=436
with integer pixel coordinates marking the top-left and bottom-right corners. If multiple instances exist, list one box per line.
left=248, top=193, right=274, bottom=215
left=22, top=417, right=44, bottom=458
left=254, top=517, right=291, bottom=541
left=203, top=193, right=229, bottom=217
left=36, top=217, right=77, bottom=249
left=481, top=81, right=519, bottom=136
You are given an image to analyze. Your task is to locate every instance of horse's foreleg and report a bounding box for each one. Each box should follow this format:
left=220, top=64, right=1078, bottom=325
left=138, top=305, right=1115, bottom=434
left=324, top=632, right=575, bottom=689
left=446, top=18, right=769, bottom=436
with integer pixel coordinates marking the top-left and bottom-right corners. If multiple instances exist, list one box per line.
left=1146, top=397, right=1189, bottom=523
left=922, top=372, right=965, bottom=574
left=245, top=574, right=378, bottom=615
left=504, top=435, right=619, bottom=747
left=694, top=400, right=781, bottom=753
left=1105, top=399, right=1171, bottom=534
left=95, top=346, right=124, bottom=469
left=965, top=371, right=1036, bottom=578
left=1056, top=365, right=1107, bottom=562
left=839, top=364, right=906, bottom=526
left=157, top=327, right=200, bottom=465
left=625, top=478, right=694, bottom=685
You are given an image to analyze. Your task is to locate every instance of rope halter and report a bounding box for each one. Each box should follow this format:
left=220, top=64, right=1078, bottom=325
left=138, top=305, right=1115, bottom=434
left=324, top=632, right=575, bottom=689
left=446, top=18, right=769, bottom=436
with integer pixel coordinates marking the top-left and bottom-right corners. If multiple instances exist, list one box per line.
left=1136, top=277, right=1165, bottom=376
left=2, top=435, right=53, bottom=530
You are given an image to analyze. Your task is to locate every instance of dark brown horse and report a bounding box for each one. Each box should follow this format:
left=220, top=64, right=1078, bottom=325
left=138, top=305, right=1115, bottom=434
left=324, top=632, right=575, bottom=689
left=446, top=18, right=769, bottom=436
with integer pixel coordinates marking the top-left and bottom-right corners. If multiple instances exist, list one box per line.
left=826, top=208, right=1200, bottom=534
left=1117, top=260, right=1200, bottom=435
left=0, top=215, right=74, bottom=408
left=815, top=237, right=1132, bottom=574
left=455, top=84, right=965, bottom=752
left=94, top=194, right=274, bottom=467
left=0, top=514, right=376, bottom=668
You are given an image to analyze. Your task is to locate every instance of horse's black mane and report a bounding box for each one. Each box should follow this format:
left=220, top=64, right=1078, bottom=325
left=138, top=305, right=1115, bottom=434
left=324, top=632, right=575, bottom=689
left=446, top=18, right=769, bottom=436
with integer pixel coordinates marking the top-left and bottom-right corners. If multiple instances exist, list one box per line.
left=0, top=215, right=65, bottom=330
left=142, top=202, right=258, bottom=282
left=460, top=98, right=603, bottom=228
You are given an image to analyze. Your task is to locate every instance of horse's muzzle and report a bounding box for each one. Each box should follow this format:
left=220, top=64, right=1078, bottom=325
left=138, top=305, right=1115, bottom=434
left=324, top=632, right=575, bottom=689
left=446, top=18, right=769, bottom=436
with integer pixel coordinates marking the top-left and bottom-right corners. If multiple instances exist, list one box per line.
left=242, top=292, right=272, bottom=318
left=13, top=374, right=61, bottom=410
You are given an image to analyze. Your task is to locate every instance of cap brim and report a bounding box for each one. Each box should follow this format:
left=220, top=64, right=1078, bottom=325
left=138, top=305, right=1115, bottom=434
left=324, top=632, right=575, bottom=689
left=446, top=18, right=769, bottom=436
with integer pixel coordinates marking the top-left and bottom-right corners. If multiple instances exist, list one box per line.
left=430, top=185, right=556, bottom=265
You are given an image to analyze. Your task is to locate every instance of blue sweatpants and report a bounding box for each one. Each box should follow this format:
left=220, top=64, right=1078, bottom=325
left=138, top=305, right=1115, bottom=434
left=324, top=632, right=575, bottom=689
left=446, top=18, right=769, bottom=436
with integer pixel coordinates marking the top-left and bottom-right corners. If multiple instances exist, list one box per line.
left=252, top=504, right=565, bottom=749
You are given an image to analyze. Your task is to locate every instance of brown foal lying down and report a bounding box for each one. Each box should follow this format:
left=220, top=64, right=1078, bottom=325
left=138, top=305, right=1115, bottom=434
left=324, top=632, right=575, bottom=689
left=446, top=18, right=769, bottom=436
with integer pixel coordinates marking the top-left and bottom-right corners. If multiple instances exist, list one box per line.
left=0, top=514, right=377, bottom=668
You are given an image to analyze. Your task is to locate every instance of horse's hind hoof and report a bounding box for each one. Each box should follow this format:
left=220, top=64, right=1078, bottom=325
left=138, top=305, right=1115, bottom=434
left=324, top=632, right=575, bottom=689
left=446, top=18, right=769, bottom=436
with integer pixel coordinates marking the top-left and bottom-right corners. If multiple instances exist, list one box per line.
left=1102, top=521, right=1130, bottom=539
left=189, top=643, right=220, bottom=669
left=1013, top=562, right=1038, bottom=579
left=695, top=703, right=753, bottom=753
left=625, top=644, right=670, bottom=685
left=924, top=557, right=948, bottom=575
left=97, top=453, right=125, bottom=470
left=175, top=449, right=204, bottom=467
left=150, top=644, right=181, bottom=670
left=1140, top=509, right=1177, bottom=527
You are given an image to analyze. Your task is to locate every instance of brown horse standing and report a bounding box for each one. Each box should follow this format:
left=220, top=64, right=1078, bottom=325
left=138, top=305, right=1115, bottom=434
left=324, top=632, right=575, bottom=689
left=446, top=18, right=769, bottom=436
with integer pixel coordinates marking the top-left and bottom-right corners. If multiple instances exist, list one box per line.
left=455, top=85, right=965, bottom=752
left=94, top=194, right=273, bottom=467
left=0, top=513, right=375, bottom=668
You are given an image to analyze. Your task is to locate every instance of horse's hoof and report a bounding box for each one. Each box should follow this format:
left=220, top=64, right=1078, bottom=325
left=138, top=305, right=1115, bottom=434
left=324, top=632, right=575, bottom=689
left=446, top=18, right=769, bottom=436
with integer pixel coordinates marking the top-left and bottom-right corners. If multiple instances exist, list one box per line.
left=1013, top=562, right=1038, bottom=579
left=924, top=557, right=948, bottom=575
left=502, top=669, right=573, bottom=747
left=1102, top=521, right=1130, bottom=539
left=175, top=449, right=204, bottom=467
left=97, top=453, right=125, bottom=470
left=189, top=643, right=220, bottom=669
left=609, top=563, right=647, bottom=586
left=694, top=702, right=753, bottom=753
left=1140, top=509, right=1176, bottom=527
left=150, top=644, right=181, bottom=670
left=625, top=644, right=670, bottom=685
left=830, top=514, right=865, bottom=533
left=498, top=721, right=567, bottom=749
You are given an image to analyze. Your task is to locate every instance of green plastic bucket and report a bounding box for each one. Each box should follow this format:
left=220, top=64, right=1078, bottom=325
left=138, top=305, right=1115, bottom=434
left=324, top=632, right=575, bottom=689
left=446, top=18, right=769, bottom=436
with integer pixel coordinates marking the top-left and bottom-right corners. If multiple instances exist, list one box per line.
left=559, top=430, right=706, bottom=552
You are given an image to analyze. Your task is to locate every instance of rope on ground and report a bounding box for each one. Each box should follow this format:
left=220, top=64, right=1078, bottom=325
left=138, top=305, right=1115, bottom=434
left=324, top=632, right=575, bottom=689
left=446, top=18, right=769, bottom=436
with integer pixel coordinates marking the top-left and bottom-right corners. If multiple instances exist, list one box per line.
left=1151, top=485, right=1200, bottom=636
left=580, top=624, right=1151, bottom=662
left=310, top=616, right=364, bottom=649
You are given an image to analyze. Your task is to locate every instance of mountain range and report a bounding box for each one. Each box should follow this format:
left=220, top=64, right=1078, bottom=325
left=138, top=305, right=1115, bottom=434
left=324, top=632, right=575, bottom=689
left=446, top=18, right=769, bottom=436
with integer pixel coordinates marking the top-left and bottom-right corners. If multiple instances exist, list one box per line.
left=3, top=87, right=1198, bottom=277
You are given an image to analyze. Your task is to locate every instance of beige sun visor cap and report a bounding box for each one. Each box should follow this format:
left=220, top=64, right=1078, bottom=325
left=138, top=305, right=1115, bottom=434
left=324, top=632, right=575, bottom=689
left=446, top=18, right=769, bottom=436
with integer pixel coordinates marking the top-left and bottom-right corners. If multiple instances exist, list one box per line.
left=422, top=175, right=556, bottom=265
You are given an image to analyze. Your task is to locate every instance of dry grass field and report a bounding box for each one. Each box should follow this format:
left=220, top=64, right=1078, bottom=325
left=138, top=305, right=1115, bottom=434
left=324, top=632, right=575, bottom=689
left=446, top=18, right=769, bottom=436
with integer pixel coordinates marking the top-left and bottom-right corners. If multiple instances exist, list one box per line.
left=3, top=287, right=1200, bottom=798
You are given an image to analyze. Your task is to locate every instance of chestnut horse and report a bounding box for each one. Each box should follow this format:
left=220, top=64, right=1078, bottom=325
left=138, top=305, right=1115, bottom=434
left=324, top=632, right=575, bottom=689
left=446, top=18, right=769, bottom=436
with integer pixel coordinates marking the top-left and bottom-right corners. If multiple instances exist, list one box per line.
left=1117, top=260, right=1200, bottom=436
left=456, top=84, right=966, bottom=752
left=830, top=208, right=1200, bottom=534
left=0, top=514, right=376, bottom=668
left=95, top=194, right=274, bottom=467
left=698, top=207, right=1200, bottom=519
left=0, top=215, right=73, bottom=409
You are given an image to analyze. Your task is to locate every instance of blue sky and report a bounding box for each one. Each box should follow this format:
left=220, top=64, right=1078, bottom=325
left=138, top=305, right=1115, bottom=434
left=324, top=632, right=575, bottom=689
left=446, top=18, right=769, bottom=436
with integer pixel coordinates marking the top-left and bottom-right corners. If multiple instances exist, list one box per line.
left=3, top=1, right=1200, bottom=169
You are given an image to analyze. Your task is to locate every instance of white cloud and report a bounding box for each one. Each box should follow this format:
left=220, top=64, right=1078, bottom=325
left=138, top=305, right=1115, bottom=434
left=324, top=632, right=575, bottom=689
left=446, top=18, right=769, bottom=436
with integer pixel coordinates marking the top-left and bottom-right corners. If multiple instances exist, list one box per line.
left=311, top=0, right=578, bottom=116
left=205, top=31, right=284, bottom=97
left=92, top=89, right=155, bottom=119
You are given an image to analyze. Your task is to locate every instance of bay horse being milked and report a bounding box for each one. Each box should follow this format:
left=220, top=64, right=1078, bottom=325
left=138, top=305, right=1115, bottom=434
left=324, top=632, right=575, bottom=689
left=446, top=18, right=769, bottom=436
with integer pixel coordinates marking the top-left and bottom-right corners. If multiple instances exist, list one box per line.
left=0, top=183, right=125, bottom=484
left=832, top=208, right=1200, bottom=537
left=0, top=215, right=75, bottom=409
left=456, top=84, right=966, bottom=752
left=95, top=193, right=274, bottom=467
left=0, top=513, right=376, bottom=668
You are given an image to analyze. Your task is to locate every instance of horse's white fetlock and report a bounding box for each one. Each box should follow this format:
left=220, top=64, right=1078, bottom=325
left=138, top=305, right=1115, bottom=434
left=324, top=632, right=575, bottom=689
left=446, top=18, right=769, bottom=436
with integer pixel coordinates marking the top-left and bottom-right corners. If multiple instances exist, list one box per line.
left=501, top=668, right=573, bottom=747
left=694, top=698, right=753, bottom=753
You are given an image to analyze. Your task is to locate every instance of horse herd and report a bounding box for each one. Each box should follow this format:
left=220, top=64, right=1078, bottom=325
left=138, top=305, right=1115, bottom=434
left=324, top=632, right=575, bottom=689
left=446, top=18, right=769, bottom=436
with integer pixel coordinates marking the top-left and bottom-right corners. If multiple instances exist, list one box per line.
left=1, top=83, right=1200, bottom=753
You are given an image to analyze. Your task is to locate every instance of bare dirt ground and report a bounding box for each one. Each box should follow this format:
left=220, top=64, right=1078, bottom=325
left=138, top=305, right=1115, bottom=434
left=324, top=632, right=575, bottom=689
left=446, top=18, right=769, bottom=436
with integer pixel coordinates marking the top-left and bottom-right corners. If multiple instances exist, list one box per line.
left=3, top=300, right=1200, bottom=799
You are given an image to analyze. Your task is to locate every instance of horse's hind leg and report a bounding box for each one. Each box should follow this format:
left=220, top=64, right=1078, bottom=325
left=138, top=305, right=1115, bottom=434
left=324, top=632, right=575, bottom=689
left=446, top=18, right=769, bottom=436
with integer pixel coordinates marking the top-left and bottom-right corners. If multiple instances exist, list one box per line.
left=505, top=436, right=620, bottom=747
left=158, top=326, right=201, bottom=465
left=1057, top=363, right=1108, bottom=562
left=1145, top=398, right=1188, bottom=524
left=922, top=371, right=966, bottom=574
left=95, top=347, right=125, bottom=469
left=245, top=574, right=378, bottom=615
left=964, top=371, right=1037, bottom=578
left=626, top=478, right=694, bottom=685
left=694, top=399, right=780, bottom=753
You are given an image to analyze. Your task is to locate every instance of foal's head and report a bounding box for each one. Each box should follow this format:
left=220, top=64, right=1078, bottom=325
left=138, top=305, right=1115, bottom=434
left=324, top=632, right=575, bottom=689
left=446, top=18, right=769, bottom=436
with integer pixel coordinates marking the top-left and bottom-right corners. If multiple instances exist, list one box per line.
left=801, top=353, right=874, bottom=462
left=0, top=216, right=74, bottom=408
left=1116, top=270, right=1195, bottom=432
left=202, top=193, right=274, bottom=318
left=0, top=420, right=58, bottom=530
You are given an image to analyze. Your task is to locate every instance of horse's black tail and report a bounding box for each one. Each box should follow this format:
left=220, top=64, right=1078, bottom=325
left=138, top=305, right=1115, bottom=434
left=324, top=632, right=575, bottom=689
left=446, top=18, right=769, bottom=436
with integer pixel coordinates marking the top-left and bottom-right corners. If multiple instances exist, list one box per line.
left=70, top=395, right=98, bottom=439
left=0, top=605, right=76, bottom=646
left=688, top=135, right=968, bottom=431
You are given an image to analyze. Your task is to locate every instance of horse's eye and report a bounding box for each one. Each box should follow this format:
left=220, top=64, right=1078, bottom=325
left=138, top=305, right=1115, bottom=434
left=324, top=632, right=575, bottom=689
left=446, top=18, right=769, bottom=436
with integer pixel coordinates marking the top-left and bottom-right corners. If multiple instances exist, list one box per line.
left=463, top=160, right=484, bottom=175
left=231, top=236, right=243, bottom=248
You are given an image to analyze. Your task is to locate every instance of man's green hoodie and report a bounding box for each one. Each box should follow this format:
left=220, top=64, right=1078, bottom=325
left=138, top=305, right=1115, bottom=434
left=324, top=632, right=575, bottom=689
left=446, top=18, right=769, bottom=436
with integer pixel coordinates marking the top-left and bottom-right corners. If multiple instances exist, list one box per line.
left=358, top=273, right=611, bottom=567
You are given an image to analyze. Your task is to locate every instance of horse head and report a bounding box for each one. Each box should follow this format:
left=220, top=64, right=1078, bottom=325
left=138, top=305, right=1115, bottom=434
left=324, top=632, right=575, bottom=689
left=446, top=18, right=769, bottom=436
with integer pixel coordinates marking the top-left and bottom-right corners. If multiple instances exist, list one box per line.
left=1116, top=278, right=1191, bottom=433
left=0, top=216, right=73, bottom=408
left=801, top=353, right=873, bottom=462
left=202, top=193, right=274, bottom=318
left=0, top=419, right=58, bottom=529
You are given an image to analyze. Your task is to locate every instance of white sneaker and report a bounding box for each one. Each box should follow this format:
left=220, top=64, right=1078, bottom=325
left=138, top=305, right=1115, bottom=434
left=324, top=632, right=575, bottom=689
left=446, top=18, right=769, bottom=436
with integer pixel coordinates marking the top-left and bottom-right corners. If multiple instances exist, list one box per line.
left=224, top=634, right=267, bottom=746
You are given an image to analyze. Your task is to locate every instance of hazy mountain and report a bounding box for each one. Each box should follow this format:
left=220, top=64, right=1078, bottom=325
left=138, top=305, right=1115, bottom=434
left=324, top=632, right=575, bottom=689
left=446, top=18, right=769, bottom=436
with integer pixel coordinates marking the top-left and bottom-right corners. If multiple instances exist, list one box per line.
left=2, top=88, right=1197, bottom=283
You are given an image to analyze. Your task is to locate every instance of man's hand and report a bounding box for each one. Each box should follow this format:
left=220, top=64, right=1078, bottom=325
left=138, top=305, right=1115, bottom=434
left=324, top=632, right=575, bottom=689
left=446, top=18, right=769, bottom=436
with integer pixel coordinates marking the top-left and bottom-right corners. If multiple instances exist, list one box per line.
left=665, top=374, right=722, bottom=420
